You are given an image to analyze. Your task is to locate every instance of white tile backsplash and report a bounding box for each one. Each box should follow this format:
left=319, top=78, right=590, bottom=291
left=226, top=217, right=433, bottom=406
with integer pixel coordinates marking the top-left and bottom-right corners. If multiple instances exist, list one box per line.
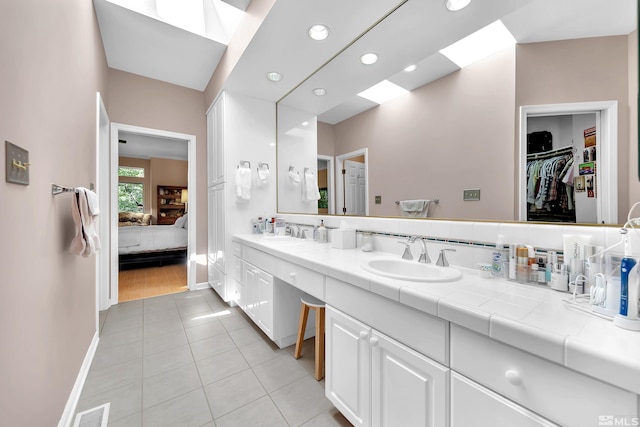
left=278, top=214, right=625, bottom=270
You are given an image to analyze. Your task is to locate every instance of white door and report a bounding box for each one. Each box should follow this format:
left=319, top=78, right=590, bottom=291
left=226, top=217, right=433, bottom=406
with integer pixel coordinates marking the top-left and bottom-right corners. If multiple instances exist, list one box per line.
left=371, top=331, right=449, bottom=427
left=208, top=94, right=225, bottom=187
left=325, top=306, right=371, bottom=427
left=344, top=160, right=366, bottom=215
left=451, top=372, right=558, bottom=427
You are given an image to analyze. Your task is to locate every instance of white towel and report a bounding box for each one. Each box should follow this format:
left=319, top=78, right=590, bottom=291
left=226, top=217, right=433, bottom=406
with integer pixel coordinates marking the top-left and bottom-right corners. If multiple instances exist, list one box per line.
left=288, top=170, right=300, bottom=184
left=304, top=171, right=320, bottom=201
left=83, top=187, right=100, bottom=215
left=235, top=166, right=252, bottom=200
left=70, top=188, right=101, bottom=256
left=257, top=165, right=270, bottom=186
left=399, top=199, right=430, bottom=218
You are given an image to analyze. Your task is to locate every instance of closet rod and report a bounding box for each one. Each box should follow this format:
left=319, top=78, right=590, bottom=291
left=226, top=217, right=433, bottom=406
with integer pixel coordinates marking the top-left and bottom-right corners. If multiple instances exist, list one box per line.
left=526, top=145, right=574, bottom=160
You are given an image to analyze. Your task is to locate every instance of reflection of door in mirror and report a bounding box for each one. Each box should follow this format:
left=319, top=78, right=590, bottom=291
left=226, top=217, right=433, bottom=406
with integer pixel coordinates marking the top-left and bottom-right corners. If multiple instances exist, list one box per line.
left=317, top=158, right=329, bottom=214
left=343, top=157, right=366, bottom=216
left=519, top=101, right=618, bottom=224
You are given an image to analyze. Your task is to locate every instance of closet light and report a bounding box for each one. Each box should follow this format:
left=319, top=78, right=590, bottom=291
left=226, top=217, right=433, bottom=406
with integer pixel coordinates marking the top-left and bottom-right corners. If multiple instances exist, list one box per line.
left=308, top=24, right=330, bottom=41
left=358, top=80, right=409, bottom=104
left=439, top=20, right=516, bottom=68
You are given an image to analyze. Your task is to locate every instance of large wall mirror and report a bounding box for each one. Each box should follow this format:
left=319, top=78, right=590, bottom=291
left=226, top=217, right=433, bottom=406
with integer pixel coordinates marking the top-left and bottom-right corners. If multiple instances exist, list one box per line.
left=276, top=0, right=638, bottom=224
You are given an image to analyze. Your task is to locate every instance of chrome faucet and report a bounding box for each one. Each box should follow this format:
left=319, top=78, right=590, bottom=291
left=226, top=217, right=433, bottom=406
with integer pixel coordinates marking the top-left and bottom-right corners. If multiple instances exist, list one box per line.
left=436, top=249, right=456, bottom=267
left=398, top=239, right=414, bottom=260
left=287, top=224, right=299, bottom=237
left=417, top=238, right=431, bottom=263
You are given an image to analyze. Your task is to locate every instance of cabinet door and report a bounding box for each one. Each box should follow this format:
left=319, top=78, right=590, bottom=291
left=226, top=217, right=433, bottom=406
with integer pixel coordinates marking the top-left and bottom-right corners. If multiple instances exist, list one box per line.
left=209, top=185, right=225, bottom=273
left=207, top=95, right=225, bottom=187
left=325, top=306, right=371, bottom=427
left=371, top=331, right=449, bottom=427
left=243, top=265, right=258, bottom=320
left=255, top=270, right=273, bottom=337
left=451, top=372, right=558, bottom=427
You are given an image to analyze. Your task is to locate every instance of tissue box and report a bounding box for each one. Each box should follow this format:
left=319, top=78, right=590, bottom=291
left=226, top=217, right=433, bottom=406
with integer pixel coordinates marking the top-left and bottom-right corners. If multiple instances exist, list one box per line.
left=331, top=229, right=356, bottom=249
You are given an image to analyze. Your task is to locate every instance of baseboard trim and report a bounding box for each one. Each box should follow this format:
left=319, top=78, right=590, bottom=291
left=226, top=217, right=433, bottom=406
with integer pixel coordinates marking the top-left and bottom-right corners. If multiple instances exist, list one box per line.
left=58, top=331, right=99, bottom=427
left=193, top=281, right=213, bottom=291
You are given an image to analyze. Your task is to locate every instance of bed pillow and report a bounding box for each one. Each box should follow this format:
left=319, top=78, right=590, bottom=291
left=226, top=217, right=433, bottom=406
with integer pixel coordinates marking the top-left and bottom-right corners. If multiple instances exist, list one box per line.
left=174, top=215, right=187, bottom=228
left=119, top=212, right=152, bottom=226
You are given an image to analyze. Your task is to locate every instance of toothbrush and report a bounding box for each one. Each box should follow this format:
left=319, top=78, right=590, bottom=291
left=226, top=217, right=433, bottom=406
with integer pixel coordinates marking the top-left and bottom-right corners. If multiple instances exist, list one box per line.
left=619, top=229, right=636, bottom=317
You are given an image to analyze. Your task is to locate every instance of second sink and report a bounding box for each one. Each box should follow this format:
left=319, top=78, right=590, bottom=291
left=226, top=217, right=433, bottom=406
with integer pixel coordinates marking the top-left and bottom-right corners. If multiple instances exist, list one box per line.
left=362, top=256, right=462, bottom=283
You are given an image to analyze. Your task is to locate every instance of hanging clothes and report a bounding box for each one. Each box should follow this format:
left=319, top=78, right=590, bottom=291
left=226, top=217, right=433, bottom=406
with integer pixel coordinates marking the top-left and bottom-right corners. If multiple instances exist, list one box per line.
left=526, top=152, right=574, bottom=219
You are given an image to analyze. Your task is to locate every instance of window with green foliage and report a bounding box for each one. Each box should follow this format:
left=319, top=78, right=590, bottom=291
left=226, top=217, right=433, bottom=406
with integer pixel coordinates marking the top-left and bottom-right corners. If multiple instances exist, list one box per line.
left=118, top=183, right=144, bottom=212
left=318, top=188, right=328, bottom=209
left=118, top=167, right=145, bottom=213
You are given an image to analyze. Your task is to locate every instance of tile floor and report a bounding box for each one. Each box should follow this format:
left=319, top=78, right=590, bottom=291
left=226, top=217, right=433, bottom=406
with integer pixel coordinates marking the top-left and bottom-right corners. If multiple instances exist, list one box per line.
left=76, top=289, right=351, bottom=427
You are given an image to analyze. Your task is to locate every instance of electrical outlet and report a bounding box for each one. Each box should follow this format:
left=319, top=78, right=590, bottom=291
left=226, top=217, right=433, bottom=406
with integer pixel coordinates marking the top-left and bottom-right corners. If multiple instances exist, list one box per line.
left=375, top=195, right=382, bottom=204
left=463, top=189, right=480, bottom=201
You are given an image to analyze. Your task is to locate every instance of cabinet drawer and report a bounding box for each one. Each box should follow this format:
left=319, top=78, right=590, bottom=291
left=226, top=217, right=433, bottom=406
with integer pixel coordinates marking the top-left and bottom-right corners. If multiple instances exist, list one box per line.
left=451, top=324, right=638, bottom=427
left=243, top=246, right=275, bottom=273
left=231, top=241, right=243, bottom=259
left=273, top=258, right=325, bottom=300
left=451, top=372, right=558, bottom=427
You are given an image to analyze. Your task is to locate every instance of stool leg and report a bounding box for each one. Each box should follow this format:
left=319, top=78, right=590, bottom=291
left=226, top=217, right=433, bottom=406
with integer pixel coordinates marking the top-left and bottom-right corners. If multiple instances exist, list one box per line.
left=294, top=303, right=309, bottom=359
left=314, top=307, right=325, bottom=380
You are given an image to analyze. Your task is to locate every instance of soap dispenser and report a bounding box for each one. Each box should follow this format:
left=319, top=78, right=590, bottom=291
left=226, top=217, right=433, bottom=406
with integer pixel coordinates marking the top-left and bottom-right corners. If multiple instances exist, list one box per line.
left=317, top=220, right=328, bottom=243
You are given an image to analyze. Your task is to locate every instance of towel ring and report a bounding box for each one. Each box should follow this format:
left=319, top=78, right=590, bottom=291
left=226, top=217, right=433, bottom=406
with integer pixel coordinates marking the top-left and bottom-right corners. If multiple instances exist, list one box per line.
left=258, top=162, right=269, bottom=170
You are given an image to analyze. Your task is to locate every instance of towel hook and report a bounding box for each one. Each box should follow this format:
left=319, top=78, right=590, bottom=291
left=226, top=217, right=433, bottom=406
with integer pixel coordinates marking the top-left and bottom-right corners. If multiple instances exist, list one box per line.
left=258, top=162, right=269, bottom=170
left=237, top=160, right=251, bottom=169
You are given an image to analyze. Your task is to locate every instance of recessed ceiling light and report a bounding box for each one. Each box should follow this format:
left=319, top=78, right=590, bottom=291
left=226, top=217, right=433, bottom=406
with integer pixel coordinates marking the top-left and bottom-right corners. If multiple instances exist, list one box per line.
left=360, top=53, right=378, bottom=65
left=404, top=64, right=417, bottom=72
left=439, top=20, right=516, bottom=68
left=313, top=88, right=327, bottom=96
left=357, top=80, right=409, bottom=104
left=445, top=0, right=471, bottom=11
left=308, top=24, right=330, bottom=41
left=302, top=121, right=309, bottom=126
left=266, top=72, right=282, bottom=82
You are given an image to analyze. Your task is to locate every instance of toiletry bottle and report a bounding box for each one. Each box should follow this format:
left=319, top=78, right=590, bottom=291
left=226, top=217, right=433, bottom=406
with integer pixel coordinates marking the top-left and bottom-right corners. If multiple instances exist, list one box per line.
left=317, top=220, right=327, bottom=243
left=491, top=235, right=506, bottom=278
left=508, top=244, right=518, bottom=281
left=546, top=251, right=556, bottom=283
left=550, top=264, right=569, bottom=292
left=516, top=247, right=529, bottom=282
left=529, top=264, right=539, bottom=283
left=537, top=257, right=546, bottom=284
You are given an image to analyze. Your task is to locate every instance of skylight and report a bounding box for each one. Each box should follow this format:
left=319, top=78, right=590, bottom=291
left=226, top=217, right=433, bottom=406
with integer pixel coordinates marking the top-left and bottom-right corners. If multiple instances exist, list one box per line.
left=358, top=80, right=409, bottom=104
left=439, top=20, right=516, bottom=68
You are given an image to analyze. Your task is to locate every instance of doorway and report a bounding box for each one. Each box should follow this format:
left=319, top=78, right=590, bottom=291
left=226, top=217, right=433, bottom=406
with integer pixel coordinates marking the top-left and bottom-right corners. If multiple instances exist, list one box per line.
left=105, top=123, right=197, bottom=307
left=519, top=101, right=618, bottom=224
left=336, top=149, right=368, bottom=216
left=317, top=155, right=334, bottom=215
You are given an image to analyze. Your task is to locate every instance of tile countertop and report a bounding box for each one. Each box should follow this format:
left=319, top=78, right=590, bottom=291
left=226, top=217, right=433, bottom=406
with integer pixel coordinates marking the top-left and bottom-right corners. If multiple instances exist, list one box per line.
left=232, top=234, right=640, bottom=395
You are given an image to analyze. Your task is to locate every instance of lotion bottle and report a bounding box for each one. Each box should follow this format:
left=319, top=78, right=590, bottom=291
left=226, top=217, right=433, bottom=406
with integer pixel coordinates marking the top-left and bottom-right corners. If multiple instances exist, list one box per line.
left=317, top=220, right=328, bottom=243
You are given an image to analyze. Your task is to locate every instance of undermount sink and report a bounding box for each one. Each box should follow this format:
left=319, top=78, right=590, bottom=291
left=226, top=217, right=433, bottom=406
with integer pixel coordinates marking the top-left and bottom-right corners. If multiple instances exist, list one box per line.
left=361, top=257, right=462, bottom=283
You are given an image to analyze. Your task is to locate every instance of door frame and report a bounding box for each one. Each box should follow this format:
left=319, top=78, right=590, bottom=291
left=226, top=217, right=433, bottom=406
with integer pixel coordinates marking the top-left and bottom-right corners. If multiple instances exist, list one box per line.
left=317, top=154, right=335, bottom=215
left=105, top=122, right=197, bottom=307
left=518, top=101, right=618, bottom=224
left=96, top=93, right=110, bottom=314
left=336, top=148, right=369, bottom=216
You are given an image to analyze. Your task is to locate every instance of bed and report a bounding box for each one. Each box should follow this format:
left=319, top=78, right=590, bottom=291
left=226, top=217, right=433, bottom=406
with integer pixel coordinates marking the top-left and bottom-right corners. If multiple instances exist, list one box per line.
left=118, top=212, right=188, bottom=269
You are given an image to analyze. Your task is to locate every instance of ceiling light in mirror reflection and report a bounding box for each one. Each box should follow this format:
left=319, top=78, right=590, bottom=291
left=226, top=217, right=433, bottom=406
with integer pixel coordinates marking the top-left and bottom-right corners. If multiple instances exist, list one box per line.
left=358, top=80, right=409, bottom=104
left=440, top=20, right=516, bottom=68
left=445, top=0, right=471, bottom=12
left=266, top=71, right=282, bottom=82
left=404, top=64, right=417, bottom=72
left=313, top=88, right=327, bottom=96
left=360, top=52, right=379, bottom=65
left=308, top=24, right=330, bottom=41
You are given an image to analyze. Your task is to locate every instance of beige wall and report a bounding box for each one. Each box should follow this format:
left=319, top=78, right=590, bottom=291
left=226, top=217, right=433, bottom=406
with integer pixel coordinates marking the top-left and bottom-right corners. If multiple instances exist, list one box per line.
left=150, top=158, right=188, bottom=223
left=318, top=121, right=336, bottom=156
left=332, top=47, right=516, bottom=219
left=628, top=31, right=639, bottom=211
left=515, top=35, right=634, bottom=223
left=0, top=0, right=108, bottom=425
left=108, top=69, right=207, bottom=282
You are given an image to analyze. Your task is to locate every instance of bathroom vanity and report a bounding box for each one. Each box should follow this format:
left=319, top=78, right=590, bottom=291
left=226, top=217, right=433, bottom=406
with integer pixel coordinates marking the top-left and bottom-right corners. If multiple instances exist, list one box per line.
left=232, top=233, right=640, bottom=427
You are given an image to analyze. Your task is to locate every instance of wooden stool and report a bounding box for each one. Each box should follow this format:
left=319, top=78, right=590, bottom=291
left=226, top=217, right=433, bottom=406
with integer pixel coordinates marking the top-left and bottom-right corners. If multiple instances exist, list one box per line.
left=294, top=293, right=326, bottom=380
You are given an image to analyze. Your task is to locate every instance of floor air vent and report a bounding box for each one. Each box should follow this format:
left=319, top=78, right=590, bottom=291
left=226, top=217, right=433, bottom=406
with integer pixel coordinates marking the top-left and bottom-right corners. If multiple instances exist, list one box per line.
left=72, top=402, right=110, bottom=427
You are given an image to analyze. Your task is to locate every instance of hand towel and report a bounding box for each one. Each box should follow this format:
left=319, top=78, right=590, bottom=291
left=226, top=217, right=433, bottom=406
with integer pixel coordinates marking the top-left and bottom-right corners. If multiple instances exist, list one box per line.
left=69, top=188, right=101, bottom=256
left=288, top=170, right=300, bottom=184
left=304, top=171, right=321, bottom=201
left=69, top=191, right=87, bottom=255
left=235, top=166, right=252, bottom=200
left=257, top=165, right=270, bottom=186
left=399, top=199, right=430, bottom=218
left=82, top=187, right=100, bottom=215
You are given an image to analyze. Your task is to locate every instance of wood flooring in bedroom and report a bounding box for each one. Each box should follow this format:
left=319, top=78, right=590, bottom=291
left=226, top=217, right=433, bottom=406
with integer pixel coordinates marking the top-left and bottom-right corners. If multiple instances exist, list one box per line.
left=119, top=263, right=188, bottom=302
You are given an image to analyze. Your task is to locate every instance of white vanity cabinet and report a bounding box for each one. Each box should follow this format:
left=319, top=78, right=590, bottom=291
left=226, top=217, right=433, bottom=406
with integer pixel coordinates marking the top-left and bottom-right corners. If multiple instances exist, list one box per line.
left=326, top=306, right=449, bottom=427
left=242, top=261, right=274, bottom=337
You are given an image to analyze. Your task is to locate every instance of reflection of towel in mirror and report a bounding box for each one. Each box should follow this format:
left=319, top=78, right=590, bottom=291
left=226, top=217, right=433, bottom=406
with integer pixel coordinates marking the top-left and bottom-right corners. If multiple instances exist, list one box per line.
left=235, top=166, right=252, bottom=200
left=288, top=170, right=300, bottom=184
left=257, top=165, right=270, bottom=186
left=399, top=199, right=430, bottom=218
left=304, top=171, right=320, bottom=201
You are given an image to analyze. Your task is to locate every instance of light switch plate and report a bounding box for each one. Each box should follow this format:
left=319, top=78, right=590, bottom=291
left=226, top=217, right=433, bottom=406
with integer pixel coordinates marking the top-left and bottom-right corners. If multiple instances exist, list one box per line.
left=463, top=188, right=480, bottom=201
left=375, top=195, right=382, bottom=204
left=6, top=141, right=29, bottom=185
